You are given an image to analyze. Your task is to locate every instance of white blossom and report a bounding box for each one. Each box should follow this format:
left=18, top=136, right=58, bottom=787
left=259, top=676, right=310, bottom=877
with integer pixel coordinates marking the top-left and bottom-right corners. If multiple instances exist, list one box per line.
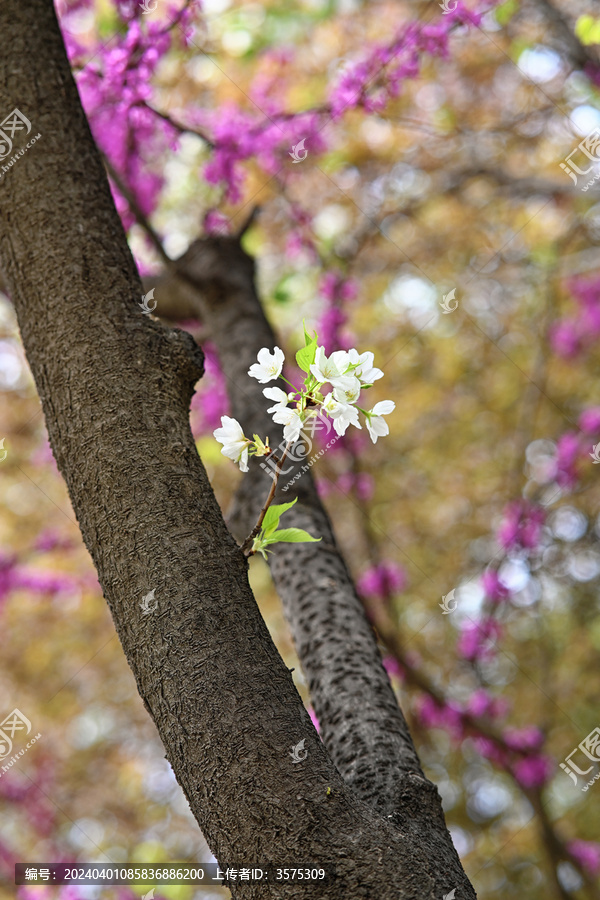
left=213, top=416, right=250, bottom=471
left=323, top=393, right=362, bottom=436
left=332, top=376, right=362, bottom=405
left=310, top=347, right=355, bottom=391
left=248, top=346, right=285, bottom=383
left=271, top=406, right=304, bottom=443
left=365, top=400, right=395, bottom=443
left=263, top=386, right=290, bottom=413
left=347, top=348, right=384, bottom=384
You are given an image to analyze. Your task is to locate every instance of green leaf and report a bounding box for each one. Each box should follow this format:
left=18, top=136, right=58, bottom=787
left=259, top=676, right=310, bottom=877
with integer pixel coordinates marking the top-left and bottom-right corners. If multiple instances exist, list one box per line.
left=261, top=497, right=298, bottom=536
left=303, top=319, right=317, bottom=346
left=273, top=274, right=295, bottom=304
left=263, top=527, right=321, bottom=545
left=296, top=337, right=317, bottom=373
left=575, top=14, right=600, bottom=45
left=495, top=0, right=519, bottom=26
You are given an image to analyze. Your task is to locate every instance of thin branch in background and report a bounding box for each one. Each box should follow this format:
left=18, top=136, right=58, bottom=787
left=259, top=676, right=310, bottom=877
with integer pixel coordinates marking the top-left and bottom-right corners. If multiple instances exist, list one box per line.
left=140, top=100, right=215, bottom=147
left=103, top=156, right=172, bottom=266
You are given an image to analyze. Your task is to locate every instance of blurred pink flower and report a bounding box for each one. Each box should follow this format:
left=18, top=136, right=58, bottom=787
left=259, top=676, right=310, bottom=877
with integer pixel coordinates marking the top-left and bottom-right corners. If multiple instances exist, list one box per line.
left=319, top=272, right=358, bottom=303
left=319, top=306, right=349, bottom=355
left=569, top=840, right=600, bottom=876
left=512, top=754, right=553, bottom=788
left=503, top=727, right=545, bottom=752
left=498, top=500, right=545, bottom=551
left=473, top=736, right=508, bottom=767
left=357, top=561, right=407, bottom=599
left=549, top=320, right=581, bottom=357
left=415, top=695, right=463, bottom=737
left=555, top=432, right=581, bottom=488
left=481, top=569, right=510, bottom=603
left=465, top=688, right=507, bottom=721
left=203, top=209, right=230, bottom=235
left=382, top=655, right=404, bottom=681
left=458, top=619, right=503, bottom=661
left=579, top=406, right=600, bottom=435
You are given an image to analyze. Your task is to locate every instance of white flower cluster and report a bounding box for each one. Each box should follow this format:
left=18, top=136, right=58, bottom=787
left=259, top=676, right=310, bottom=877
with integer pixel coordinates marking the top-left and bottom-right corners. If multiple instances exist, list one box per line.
left=214, top=337, right=395, bottom=471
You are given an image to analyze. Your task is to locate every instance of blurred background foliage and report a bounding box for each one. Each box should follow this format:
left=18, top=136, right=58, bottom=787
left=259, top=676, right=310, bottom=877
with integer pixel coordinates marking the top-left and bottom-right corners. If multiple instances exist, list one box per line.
left=1, top=0, right=600, bottom=897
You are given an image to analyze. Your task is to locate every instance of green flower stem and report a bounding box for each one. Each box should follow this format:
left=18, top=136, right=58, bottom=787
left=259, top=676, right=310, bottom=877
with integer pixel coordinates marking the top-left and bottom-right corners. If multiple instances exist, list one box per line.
left=241, top=439, right=293, bottom=556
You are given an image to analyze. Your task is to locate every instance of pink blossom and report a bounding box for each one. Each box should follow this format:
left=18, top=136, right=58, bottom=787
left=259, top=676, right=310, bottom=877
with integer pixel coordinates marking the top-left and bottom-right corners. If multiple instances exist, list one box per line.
left=473, top=736, right=508, bottom=767
left=481, top=569, right=510, bottom=603
left=319, top=272, right=358, bottom=303
left=329, top=5, right=486, bottom=119
left=550, top=274, right=600, bottom=358
left=74, top=17, right=180, bottom=230
left=319, top=307, right=349, bottom=355
left=203, top=209, right=230, bottom=235
left=569, top=840, right=600, bottom=876
left=357, top=561, right=407, bottom=599
left=498, top=500, right=545, bottom=551
left=415, top=695, right=463, bottom=738
left=458, top=619, right=502, bottom=661
left=512, top=755, right=553, bottom=788
left=579, top=407, right=600, bottom=434
left=355, top=472, right=375, bottom=502
left=315, top=478, right=333, bottom=499
left=382, top=655, right=404, bottom=681
left=190, top=344, right=229, bottom=436
left=34, top=531, right=75, bottom=553
left=12, top=569, right=78, bottom=596
left=555, top=432, right=581, bottom=488
left=502, top=727, right=545, bottom=752
left=549, top=320, right=581, bottom=357
left=465, top=688, right=507, bottom=720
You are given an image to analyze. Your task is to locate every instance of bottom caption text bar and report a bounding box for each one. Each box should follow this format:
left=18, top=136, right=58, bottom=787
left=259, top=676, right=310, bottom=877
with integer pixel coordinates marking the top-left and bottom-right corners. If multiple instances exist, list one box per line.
left=16, top=864, right=335, bottom=885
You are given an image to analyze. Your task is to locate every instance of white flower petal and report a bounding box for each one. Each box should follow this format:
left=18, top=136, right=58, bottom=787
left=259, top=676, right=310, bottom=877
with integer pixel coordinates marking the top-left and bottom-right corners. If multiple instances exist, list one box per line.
left=263, top=387, right=288, bottom=404
left=213, top=415, right=245, bottom=445
left=371, top=400, right=395, bottom=416
left=248, top=346, right=285, bottom=382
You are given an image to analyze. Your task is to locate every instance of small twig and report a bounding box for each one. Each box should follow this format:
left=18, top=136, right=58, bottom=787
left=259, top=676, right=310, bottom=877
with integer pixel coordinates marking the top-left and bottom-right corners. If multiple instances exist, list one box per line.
left=103, top=156, right=172, bottom=266
left=241, top=441, right=292, bottom=556
left=139, top=100, right=214, bottom=147
left=102, top=154, right=217, bottom=304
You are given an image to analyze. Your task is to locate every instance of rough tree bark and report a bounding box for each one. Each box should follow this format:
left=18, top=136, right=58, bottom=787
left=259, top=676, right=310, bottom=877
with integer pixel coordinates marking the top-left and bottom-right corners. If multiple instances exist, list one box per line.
left=150, top=238, right=428, bottom=818
left=0, top=0, right=477, bottom=897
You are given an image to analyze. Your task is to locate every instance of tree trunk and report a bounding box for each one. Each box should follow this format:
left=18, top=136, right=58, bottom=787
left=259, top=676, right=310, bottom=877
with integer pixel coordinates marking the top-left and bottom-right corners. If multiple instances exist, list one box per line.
left=0, top=1, right=476, bottom=896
